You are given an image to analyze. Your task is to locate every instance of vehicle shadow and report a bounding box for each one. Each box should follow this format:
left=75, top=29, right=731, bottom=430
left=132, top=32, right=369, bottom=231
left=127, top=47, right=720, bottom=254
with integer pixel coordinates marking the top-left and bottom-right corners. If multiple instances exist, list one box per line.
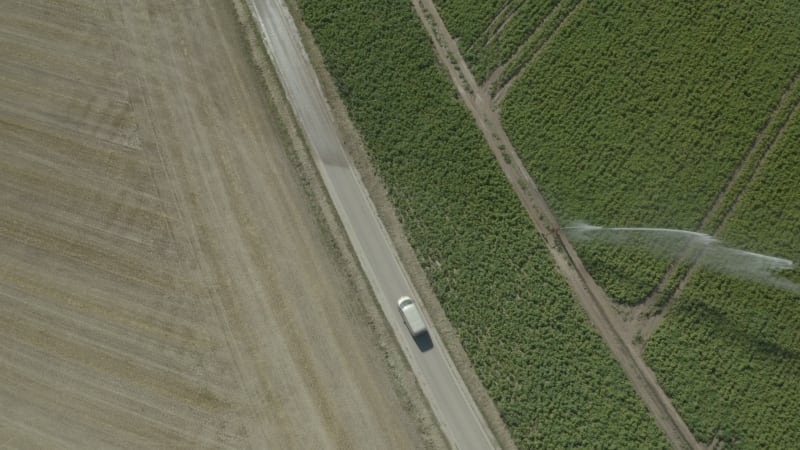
left=414, top=332, right=434, bottom=352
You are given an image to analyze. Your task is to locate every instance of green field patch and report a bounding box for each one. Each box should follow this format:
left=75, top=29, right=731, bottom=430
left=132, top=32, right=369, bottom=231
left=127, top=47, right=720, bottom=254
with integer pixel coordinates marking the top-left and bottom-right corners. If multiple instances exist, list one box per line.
left=718, top=110, right=800, bottom=263
left=297, top=0, right=667, bottom=446
left=646, top=271, right=800, bottom=446
left=494, top=1, right=800, bottom=446
left=575, top=239, right=669, bottom=305
left=645, top=99, right=800, bottom=447
left=501, top=0, right=800, bottom=304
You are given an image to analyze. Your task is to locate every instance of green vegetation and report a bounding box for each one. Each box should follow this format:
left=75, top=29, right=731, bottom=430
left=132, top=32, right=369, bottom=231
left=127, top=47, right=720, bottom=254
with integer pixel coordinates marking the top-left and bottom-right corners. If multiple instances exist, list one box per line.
left=717, top=109, right=800, bottom=259
left=500, top=0, right=800, bottom=304
left=484, top=0, right=800, bottom=446
left=705, top=80, right=800, bottom=235
left=435, top=0, right=575, bottom=84
left=646, top=272, right=800, bottom=446
left=576, top=239, right=671, bottom=305
left=491, top=0, right=582, bottom=93
left=645, top=107, right=800, bottom=447
left=503, top=1, right=800, bottom=229
left=296, top=0, right=668, bottom=446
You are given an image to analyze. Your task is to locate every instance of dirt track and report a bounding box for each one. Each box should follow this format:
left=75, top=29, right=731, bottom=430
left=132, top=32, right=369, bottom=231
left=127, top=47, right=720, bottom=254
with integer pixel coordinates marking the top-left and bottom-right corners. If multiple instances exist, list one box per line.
left=414, top=0, right=700, bottom=448
left=0, top=0, right=435, bottom=448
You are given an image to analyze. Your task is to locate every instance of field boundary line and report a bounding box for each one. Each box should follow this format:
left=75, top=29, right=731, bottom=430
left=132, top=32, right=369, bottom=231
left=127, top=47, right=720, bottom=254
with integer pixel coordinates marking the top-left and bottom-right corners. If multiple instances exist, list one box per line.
left=418, top=0, right=700, bottom=447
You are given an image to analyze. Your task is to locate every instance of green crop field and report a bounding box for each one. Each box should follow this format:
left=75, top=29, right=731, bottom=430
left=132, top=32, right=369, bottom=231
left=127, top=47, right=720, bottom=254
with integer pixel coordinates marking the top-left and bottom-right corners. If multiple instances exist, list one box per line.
left=645, top=108, right=800, bottom=446
left=499, top=0, right=800, bottom=306
left=434, top=0, right=800, bottom=446
left=500, top=0, right=800, bottom=225
left=435, top=0, right=583, bottom=87
left=645, top=272, right=800, bottom=448
left=646, top=272, right=800, bottom=446
left=716, top=109, right=800, bottom=259
left=296, top=0, right=668, bottom=447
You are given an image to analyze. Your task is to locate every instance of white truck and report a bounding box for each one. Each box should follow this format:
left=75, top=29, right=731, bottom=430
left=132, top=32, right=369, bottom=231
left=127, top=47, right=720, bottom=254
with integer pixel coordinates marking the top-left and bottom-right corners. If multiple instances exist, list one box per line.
left=397, top=296, right=427, bottom=337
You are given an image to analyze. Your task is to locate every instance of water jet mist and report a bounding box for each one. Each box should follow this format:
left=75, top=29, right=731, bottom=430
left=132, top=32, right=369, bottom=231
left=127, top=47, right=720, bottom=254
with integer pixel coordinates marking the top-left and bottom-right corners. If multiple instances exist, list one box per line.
left=564, top=222, right=798, bottom=293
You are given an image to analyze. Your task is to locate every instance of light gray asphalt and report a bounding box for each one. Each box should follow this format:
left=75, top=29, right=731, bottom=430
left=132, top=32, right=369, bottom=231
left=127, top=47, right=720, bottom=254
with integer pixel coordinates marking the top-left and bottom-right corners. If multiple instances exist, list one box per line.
left=247, top=1, right=499, bottom=448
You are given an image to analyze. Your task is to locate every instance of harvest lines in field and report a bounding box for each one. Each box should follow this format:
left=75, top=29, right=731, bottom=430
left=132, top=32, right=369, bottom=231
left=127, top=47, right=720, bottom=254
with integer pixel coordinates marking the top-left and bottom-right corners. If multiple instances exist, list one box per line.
left=0, top=0, right=429, bottom=447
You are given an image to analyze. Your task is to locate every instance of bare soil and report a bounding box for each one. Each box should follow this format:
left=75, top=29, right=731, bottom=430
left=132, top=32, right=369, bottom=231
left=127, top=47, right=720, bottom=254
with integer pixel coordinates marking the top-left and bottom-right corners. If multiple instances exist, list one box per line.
left=0, top=0, right=432, bottom=448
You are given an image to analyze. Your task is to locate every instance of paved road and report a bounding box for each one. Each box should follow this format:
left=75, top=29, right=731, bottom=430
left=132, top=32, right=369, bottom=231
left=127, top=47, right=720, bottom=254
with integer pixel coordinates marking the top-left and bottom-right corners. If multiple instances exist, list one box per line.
left=247, top=1, right=498, bottom=449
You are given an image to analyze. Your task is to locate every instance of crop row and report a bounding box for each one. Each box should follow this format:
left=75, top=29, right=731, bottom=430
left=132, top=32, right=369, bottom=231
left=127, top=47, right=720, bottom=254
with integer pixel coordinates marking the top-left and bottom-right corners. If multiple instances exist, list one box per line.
left=717, top=108, right=800, bottom=260
left=491, top=0, right=582, bottom=94
left=645, top=269, right=800, bottom=446
left=295, top=0, right=667, bottom=446
left=574, top=237, right=672, bottom=305
left=705, top=77, right=800, bottom=235
left=435, top=0, right=565, bottom=84
left=650, top=108, right=800, bottom=446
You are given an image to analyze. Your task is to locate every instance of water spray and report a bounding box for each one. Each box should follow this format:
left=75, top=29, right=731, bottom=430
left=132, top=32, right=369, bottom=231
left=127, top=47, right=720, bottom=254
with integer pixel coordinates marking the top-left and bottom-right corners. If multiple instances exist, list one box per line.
left=564, top=221, right=797, bottom=293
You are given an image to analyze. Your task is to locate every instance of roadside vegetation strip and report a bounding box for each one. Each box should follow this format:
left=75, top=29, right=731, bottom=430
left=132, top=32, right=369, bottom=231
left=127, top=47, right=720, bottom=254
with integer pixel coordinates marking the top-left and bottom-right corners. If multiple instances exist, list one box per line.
left=500, top=0, right=800, bottom=306
left=296, top=0, right=668, bottom=447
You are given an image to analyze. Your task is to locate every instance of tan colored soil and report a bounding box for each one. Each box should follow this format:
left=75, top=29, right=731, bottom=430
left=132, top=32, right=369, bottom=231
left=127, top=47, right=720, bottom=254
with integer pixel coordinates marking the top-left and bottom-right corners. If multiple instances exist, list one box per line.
left=0, top=0, right=434, bottom=448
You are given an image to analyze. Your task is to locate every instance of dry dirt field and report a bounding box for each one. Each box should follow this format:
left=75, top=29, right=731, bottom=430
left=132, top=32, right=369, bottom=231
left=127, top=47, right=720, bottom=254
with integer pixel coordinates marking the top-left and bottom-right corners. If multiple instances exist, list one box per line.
left=0, top=0, right=433, bottom=448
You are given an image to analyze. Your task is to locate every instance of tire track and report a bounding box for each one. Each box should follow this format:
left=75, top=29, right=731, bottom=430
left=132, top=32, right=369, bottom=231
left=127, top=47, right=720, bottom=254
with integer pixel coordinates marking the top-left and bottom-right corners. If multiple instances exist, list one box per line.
left=479, top=0, right=525, bottom=51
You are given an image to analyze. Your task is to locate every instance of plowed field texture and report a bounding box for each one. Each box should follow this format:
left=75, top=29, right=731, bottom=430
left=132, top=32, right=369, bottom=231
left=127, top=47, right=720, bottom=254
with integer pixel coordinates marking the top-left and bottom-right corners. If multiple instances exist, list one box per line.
left=436, top=0, right=800, bottom=447
left=0, top=0, right=427, bottom=448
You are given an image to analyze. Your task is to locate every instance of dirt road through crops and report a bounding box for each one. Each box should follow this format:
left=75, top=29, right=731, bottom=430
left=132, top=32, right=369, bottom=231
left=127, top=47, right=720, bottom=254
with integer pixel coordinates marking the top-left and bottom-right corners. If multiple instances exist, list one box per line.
left=415, top=0, right=701, bottom=448
left=0, top=0, right=427, bottom=447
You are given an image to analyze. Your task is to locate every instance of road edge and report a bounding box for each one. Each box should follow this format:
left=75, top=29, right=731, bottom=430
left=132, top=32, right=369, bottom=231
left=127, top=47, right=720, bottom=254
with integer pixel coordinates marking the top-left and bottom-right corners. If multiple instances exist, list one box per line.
left=232, top=1, right=448, bottom=448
